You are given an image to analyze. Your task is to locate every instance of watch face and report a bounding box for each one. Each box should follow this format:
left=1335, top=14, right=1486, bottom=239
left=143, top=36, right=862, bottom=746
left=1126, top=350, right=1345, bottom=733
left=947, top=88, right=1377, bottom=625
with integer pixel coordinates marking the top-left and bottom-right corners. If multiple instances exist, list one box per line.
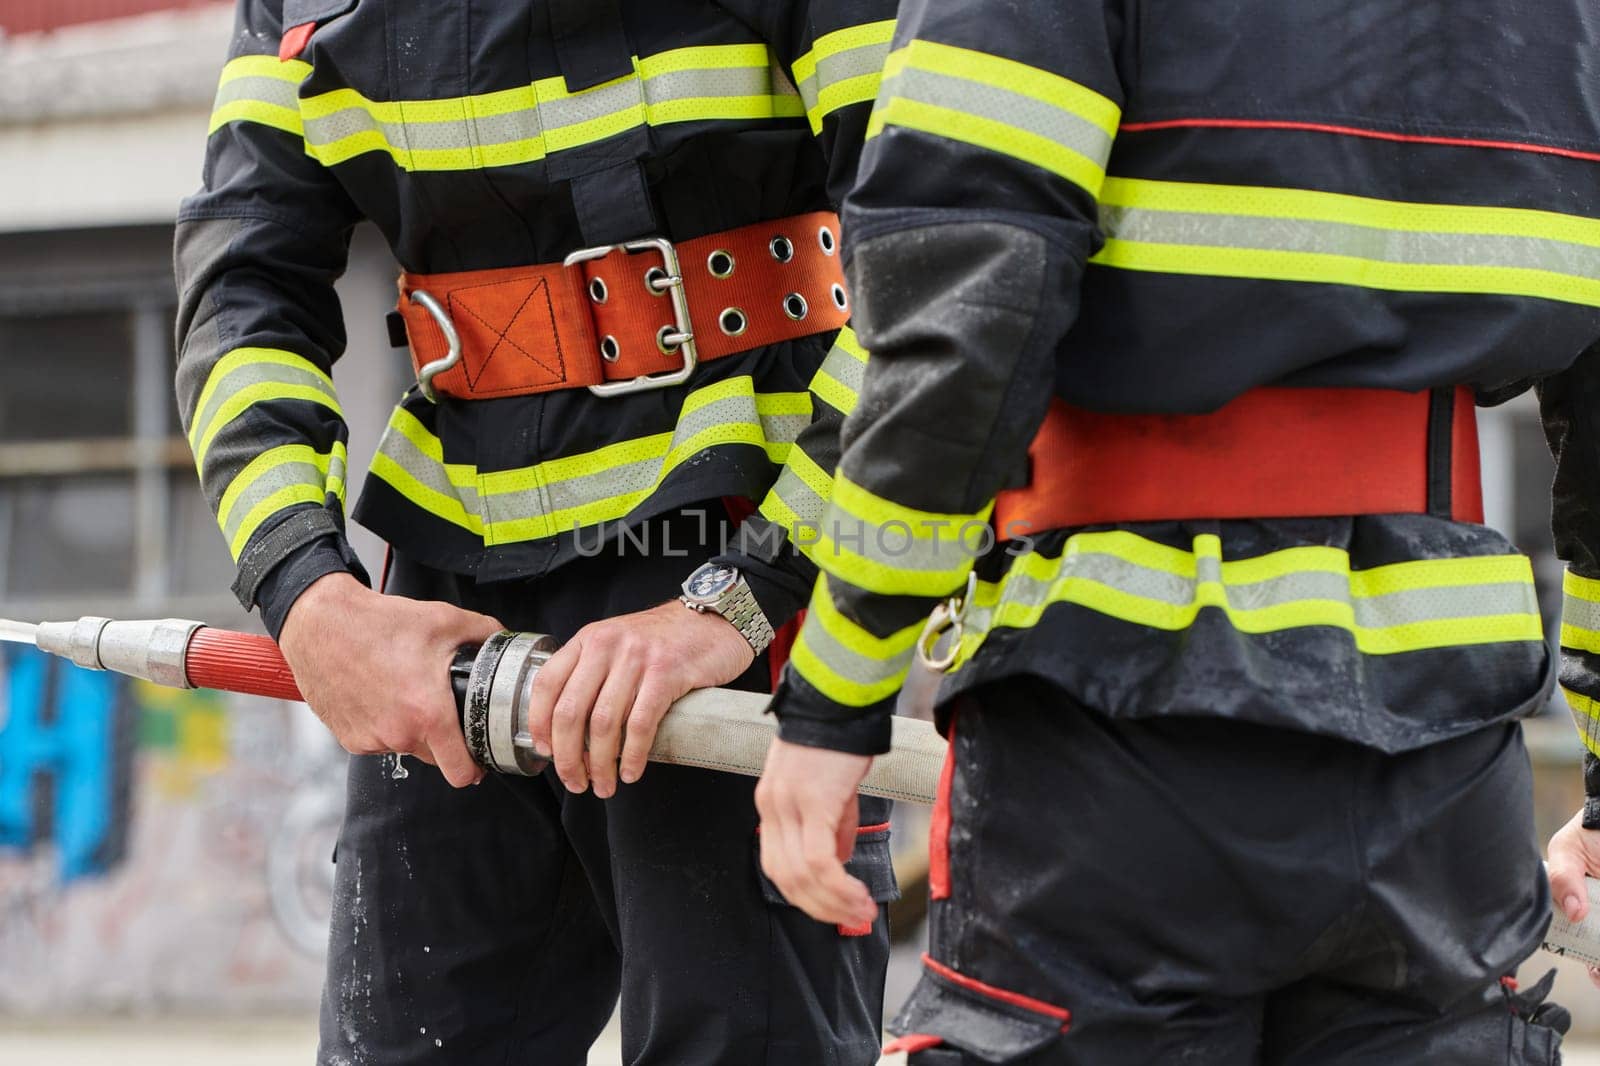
left=685, top=564, right=738, bottom=601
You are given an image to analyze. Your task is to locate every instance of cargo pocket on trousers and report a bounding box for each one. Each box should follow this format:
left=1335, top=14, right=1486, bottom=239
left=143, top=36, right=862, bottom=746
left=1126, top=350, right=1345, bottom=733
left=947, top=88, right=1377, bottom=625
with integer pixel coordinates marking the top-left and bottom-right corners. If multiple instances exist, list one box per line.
left=1508, top=970, right=1568, bottom=1065
left=756, top=822, right=900, bottom=933
left=887, top=959, right=1067, bottom=1064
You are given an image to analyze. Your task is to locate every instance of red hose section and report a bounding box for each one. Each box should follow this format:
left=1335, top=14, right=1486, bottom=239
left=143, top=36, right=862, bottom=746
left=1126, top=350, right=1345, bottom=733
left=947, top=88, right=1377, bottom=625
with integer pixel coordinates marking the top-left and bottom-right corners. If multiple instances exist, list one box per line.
left=184, top=627, right=304, bottom=702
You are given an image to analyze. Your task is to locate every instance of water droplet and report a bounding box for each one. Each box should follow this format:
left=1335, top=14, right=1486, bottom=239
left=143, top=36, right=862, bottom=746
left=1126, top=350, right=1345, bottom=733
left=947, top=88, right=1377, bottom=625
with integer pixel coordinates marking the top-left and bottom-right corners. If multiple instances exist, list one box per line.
left=435, top=1038, right=443, bottom=1048
left=390, top=754, right=410, bottom=780
left=423, top=945, right=430, bottom=953
left=419, top=1027, right=427, bottom=1035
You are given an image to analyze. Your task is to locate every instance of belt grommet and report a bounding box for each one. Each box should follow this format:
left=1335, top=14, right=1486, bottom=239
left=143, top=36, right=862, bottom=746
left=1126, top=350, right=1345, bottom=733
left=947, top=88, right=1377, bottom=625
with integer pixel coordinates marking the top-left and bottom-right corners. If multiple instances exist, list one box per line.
left=818, top=225, right=836, bottom=255
left=707, top=250, right=736, bottom=279
left=600, top=335, right=620, bottom=362
left=831, top=283, right=849, bottom=311
left=769, top=236, right=794, bottom=263
left=588, top=277, right=608, bottom=304
left=783, top=293, right=809, bottom=321
left=644, top=266, right=670, bottom=295
left=656, top=324, right=683, bottom=354
left=718, top=307, right=748, bottom=337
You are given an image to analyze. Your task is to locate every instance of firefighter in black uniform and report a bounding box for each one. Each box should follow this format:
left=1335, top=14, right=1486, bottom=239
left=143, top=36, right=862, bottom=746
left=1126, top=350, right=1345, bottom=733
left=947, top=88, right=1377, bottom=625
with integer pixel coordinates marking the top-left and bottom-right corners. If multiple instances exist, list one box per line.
left=755, top=0, right=1600, bottom=1062
left=174, top=1, right=898, bottom=1062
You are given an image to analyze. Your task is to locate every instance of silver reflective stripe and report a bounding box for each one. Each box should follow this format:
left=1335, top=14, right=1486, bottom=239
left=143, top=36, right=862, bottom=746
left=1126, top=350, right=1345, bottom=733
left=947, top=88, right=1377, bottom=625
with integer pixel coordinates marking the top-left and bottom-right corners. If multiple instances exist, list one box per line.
left=884, top=65, right=1115, bottom=174
left=189, top=360, right=339, bottom=450
left=376, top=419, right=482, bottom=519
left=372, top=390, right=811, bottom=543
left=769, top=462, right=830, bottom=529
left=214, top=75, right=300, bottom=114
left=797, top=611, right=915, bottom=688
left=814, top=341, right=866, bottom=406
left=1099, top=205, right=1600, bottom=278
left=797, top=39, right=893, bottom=115
left=219, top=455, right=342, bottom=547
left=1565, top=592, right=1600, bottom=637
left=963, top=548, right=1541, bottom=636
left=300, top=66, right=790, bottom=163
left=817, top=505, right=986, bottom=579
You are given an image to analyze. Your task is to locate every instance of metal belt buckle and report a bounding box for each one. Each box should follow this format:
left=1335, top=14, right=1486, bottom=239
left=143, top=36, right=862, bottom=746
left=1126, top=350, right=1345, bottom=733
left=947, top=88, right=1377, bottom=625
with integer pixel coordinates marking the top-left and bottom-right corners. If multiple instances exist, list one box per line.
left=565, top=237, right=698, bottom=397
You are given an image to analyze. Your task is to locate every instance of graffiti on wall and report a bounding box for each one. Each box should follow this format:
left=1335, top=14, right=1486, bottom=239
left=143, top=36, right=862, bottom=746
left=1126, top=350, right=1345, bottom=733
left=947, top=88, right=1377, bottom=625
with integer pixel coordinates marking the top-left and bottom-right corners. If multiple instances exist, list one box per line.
left=0, top=644, right=345, bottom=1012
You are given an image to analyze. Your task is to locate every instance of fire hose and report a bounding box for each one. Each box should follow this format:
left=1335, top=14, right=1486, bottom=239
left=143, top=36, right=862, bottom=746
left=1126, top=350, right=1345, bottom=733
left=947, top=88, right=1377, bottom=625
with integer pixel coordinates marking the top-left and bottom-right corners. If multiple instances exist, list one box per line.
left=1, top=614, right=1596, bottom=967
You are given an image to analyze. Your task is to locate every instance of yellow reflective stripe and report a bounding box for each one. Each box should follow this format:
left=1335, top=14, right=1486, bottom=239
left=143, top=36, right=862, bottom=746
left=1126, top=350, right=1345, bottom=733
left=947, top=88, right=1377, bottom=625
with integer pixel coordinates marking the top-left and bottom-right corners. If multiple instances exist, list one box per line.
left=217, top=55, right=311, bottom=87
left=216, top=441, right=347, bottom=532
left=188, top=349, right=341, bottom=471
left=1568, top=570, right=1600, bottom=603
left=791, top=576, right=921, bottom=707
left=951, top=533, right=1542, bottom=667
left=793, top=19, right=896, bottom=133
left=808, top=326, right=869, bottom=415
left=759, top=444, right=837, bottom=558
left=867, top=40, right=1119, bottom=196
left=816, top=474, right=994, bottom=596
left=225, top=484, right=324, bottom=561
left=211, top=44, right=804, bottom=172
left=1093, top=177, right=1600, bottom=309
left=1563, top=571, right=1600, bottom=653
left=369, top=379, right=810, bottom=544
left=1562, top=686, right=1600, bottom=758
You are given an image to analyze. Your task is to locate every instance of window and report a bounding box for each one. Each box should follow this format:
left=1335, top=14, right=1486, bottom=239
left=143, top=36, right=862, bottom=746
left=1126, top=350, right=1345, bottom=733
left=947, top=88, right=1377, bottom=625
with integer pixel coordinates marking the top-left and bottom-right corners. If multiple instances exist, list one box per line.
left=0, top=226, right=243, bottom=622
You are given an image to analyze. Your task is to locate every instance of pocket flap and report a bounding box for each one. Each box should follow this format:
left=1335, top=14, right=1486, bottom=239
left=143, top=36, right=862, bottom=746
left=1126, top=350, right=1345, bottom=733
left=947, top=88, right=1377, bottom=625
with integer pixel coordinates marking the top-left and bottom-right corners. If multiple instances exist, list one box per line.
left=283, top=0, right=357, bottom=27
left=889, top=968, right=1065, bottom=1063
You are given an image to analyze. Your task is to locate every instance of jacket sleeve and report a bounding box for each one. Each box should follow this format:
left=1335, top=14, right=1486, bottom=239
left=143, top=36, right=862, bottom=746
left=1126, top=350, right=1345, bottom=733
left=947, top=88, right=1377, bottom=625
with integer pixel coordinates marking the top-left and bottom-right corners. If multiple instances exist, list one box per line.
left=1537, top=339, right=1600, bottom=828
left=769, top=0, right=1128, bottom=753
left=709, top=0, right=897, bottom=629
left=174, top=0, right=369, bottom=639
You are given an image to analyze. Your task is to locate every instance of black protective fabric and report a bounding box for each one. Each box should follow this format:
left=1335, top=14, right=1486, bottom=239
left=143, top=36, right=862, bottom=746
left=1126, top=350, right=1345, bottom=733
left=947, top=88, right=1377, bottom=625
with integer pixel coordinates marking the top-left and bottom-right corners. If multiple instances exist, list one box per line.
left=318, top=511, right=894, bottom=1066
left=175, top=0, right=896, bottom=631
left=893, top=678, right=1564, bottom=1066
left=775, top=0, right=1600, bottom=761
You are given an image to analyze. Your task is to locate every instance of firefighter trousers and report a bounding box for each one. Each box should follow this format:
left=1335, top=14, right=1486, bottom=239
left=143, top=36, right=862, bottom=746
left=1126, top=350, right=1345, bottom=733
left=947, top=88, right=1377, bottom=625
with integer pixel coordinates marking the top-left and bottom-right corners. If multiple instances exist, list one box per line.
left=890, top=677, right=1567, bottom=1065
left=316, top=508, right=894, bottom=1066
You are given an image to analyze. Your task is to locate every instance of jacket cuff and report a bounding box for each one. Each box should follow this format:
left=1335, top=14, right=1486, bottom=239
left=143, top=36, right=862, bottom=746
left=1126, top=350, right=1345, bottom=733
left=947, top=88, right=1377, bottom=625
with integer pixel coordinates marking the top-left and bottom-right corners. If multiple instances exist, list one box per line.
left=770, top=669, right=894, bottom=755
left=248, top=513, right=370, bottom=640
left=714, top=516, right=817, bottom=631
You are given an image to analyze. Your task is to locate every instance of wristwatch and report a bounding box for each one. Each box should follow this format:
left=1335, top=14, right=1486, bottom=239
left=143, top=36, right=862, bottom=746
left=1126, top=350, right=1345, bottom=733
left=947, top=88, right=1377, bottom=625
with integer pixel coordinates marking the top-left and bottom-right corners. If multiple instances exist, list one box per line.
left=680, top=562, right=776, bottom=656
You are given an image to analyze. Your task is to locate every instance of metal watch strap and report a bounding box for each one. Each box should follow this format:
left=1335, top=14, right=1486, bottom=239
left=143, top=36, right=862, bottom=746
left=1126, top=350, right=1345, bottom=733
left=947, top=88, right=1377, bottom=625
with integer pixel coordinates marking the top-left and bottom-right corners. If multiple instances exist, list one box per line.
left=685, top=575, right=775, bottom=657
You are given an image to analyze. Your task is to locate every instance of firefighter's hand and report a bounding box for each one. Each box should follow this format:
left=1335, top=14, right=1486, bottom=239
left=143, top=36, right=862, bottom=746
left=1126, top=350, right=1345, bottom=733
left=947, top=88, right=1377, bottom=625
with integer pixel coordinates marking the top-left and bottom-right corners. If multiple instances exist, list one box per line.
left=756, top=737, right=877, bottom=928
left=523, top=600, right=755, bottom=798
left=279, top=572, right=503, bottom=788
left=1547, top=810, right=1600, bottom=990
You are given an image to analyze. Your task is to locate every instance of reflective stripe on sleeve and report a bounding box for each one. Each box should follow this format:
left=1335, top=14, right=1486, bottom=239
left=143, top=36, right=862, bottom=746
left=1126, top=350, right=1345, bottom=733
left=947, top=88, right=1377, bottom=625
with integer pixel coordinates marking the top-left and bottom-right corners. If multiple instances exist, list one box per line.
left=217, top=442, right=348, bottom=560
left=1562, top=570, right=1600, bottom=654
left=951, top=531, right=1543, bottom=668
left=210, top=43, right=805, bottom=171
left=808, top=326, right=868, bottom=415
left=792, top=20, right=896, bottom=134
left=367, top=376, right=810, bottom=546
left=1562, top=686, right=1600, bottom=759
left=187, top=348, right=342, bottom=472
left=790, top=575, right=922, bottom=707
left=866, top=39, right=1120, bottom=198
left=1094, top=177, right=1600, bottom=309
left=815, top=473, right=994, bottom=597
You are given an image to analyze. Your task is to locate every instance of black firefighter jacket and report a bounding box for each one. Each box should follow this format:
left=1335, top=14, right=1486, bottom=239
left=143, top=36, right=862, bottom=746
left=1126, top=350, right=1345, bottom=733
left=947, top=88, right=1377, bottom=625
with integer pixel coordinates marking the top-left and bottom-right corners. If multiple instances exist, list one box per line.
left=769, top=0, right=1600, bottom=824
left=174, top=0, right=896, bottom=638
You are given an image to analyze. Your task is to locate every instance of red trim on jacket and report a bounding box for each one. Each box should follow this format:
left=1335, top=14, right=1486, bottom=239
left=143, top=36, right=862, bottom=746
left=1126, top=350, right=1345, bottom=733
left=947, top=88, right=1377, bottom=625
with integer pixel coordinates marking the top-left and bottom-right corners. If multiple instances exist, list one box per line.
left=929, top=714, right=957, bottom=900
left=279, top=21, right=316, bottom=62
left=1118, top=117, right=1600, bottom=165
left=921, top=954, right=1072, bottom=1031
left=882, top=1033, right=944, bottom=1055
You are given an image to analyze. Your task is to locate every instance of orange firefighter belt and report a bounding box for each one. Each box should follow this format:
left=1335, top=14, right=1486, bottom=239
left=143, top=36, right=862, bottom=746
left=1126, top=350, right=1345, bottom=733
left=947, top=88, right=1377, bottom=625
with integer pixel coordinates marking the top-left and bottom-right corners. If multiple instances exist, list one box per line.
left=994, top=386, right=1483, bottom=535
left=396, top=211, right=850, bottom=401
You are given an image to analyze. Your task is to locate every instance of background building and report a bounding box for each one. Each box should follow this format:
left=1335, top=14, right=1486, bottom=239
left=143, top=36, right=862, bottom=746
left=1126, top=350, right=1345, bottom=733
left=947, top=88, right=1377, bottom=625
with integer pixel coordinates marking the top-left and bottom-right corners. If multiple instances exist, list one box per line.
left=0, top=0, right=1593, bottom=1058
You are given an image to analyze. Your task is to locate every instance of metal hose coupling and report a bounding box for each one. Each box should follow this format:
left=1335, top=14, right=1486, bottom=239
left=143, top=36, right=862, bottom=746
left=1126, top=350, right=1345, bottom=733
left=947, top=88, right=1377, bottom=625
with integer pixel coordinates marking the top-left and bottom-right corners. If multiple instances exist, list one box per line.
left=458, top=630, right=560, bottom=776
